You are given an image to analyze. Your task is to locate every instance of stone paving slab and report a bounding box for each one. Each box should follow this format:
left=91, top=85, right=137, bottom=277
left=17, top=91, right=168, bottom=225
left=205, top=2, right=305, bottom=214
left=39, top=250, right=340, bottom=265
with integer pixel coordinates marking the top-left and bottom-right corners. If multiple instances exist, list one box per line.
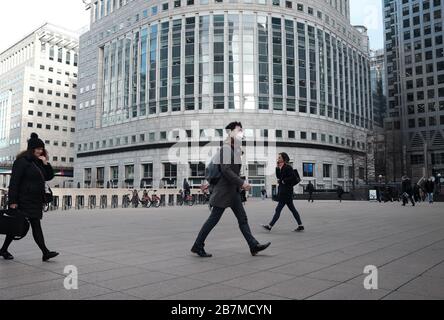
left=1, top=200, right=444, bottom=300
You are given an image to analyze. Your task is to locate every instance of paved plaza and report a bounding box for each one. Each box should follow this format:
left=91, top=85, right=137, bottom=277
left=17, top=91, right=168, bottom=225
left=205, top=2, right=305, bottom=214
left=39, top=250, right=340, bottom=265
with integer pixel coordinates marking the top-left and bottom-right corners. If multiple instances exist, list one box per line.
left=0, top=199, right=444, bottom=300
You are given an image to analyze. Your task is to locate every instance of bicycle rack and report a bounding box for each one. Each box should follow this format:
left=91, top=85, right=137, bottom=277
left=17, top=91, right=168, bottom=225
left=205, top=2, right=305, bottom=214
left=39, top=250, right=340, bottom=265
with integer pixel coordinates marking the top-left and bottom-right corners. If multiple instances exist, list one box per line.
left=111, top=195, right=119, bottom=208
left=122, top=195, right=130, bottom=208
left=176, top=195, right=183, bottom=205
left=100, top=195, right=108, bottom=209
left=88, top=195, right=97, bottom=209
left=160, top=195, right=166, bottom=207
left=75, top=195, right=85, bottom=210
left=50, top=196, right=59, bottom=211
left=168, top=194, right=175, bottom=206
left=62, top=195, right=72, bottom=210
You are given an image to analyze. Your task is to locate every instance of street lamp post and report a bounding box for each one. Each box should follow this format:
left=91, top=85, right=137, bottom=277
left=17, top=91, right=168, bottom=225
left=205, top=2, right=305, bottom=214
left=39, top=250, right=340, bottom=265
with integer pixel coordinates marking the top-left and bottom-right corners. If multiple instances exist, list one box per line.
left=438, top=173, right=442, bottom=195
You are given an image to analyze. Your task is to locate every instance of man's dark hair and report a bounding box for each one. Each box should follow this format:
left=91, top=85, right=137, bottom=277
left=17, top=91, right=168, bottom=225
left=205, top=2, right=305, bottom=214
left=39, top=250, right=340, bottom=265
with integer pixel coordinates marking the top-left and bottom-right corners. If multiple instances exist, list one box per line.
left=279, top=152, right=290, bottom=163
left=225, top=122, right=243, bottom=131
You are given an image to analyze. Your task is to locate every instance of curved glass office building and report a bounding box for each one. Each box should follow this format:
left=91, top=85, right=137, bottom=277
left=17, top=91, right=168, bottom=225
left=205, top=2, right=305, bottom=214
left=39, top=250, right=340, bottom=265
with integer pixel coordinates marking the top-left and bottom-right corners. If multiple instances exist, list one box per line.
left=76, top=0, right=373, bottom=195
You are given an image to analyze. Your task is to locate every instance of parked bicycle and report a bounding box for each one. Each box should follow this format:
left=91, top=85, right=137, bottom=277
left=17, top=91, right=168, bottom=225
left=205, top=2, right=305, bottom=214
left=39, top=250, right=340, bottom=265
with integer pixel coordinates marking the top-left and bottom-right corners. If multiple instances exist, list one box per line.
left=131, top=190, right=140, bottom=208
left=122, top=194, right=131, bottom=208
left=177, top=190, right=195, bottom=206
left=140, top=190, right=161, bottom=208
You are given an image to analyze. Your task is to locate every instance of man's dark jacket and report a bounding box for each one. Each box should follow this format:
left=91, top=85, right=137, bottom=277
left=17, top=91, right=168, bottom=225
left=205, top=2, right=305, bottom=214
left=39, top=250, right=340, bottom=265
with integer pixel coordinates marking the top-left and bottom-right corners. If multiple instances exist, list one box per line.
left=209, top=141, right=245, bottom=209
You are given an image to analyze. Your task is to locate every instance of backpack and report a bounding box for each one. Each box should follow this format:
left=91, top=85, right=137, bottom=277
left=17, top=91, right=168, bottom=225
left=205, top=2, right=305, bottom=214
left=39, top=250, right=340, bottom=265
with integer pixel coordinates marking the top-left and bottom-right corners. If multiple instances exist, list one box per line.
left=205, top=149, right=222, bottom=185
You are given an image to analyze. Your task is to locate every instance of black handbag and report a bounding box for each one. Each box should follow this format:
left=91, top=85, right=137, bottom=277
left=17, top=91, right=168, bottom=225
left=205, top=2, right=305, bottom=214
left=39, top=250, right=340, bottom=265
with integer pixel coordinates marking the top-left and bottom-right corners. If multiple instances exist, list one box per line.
left=0, top=209, right=30, bottom=240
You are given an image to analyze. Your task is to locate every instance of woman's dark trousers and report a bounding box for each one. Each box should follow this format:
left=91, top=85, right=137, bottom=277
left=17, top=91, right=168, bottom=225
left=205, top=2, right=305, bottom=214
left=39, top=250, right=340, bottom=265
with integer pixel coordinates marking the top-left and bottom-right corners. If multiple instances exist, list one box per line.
left=270, top=200, right=303, bottom=227
left=1, top=218, right=49, bottom=254
left=194, top=197, right=259, bottom=250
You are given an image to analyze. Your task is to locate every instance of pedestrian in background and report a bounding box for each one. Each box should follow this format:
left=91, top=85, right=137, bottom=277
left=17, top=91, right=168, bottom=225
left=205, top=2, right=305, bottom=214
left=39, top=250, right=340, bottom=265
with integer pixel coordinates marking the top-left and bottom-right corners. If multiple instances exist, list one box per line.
left=401, top=176, right=415, bottom=207
left=337, top=185, right=344, bottom=203
left=262, top=153, right=304, bottom=233
left=413, top=183, right=421, bottom=203
left=261, top=188, right=267, bottom=200
left=425, top=178, right=435, bottom=204
left=306, top=181, right=315, bottom=203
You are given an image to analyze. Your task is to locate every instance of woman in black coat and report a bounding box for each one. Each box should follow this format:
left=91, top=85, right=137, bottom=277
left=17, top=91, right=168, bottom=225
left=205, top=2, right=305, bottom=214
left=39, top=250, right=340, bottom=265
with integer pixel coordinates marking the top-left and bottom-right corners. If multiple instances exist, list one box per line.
left=0, top=133, right=59, bottom=261
left=262, top=153, right=305, bottom=232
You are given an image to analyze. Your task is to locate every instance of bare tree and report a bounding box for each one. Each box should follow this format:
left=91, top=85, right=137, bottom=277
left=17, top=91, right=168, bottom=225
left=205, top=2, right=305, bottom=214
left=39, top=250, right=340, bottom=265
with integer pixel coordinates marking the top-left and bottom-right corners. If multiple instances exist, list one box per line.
left=337, top=128, right=369, bottom=191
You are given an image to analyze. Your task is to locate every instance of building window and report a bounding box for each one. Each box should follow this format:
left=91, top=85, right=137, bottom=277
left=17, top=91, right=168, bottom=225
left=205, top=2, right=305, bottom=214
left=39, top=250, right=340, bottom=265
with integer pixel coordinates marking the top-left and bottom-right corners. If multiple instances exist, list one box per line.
left=410, top=154, right=424, bottom=165
left=323, top=164, right=331, bottom=178
left=141, top=163, right=153, bottom=188
left=124, top=165, right=135, bottom=188
left=337, top=165, right=344, bottom=179
left=96, top=167, right=105, bottom=188
left=84, top=168, right=92, bottom=188
left=359, top=167, right=365, bottom=180
left=110, top=166, right=119, bottom=187
left=163, top=163, right=178, bottom=188
left=303, top=163, right=315, bottom=177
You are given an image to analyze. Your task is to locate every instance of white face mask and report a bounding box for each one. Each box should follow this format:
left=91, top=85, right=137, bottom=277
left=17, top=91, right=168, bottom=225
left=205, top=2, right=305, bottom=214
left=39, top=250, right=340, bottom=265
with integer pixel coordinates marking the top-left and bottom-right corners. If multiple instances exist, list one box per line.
left=236, top=131, right=244, bottom=140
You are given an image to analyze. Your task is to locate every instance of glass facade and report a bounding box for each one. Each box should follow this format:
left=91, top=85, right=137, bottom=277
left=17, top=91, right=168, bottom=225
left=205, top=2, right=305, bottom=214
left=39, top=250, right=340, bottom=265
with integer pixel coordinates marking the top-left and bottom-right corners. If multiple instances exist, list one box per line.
left=99, top=11, right=371, bottom=129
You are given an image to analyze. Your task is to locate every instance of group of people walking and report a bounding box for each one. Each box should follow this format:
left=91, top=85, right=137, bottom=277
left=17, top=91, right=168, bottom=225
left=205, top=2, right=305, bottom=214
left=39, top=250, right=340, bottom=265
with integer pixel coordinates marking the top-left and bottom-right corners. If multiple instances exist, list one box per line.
left=2, top=124, right=306, bottom=262
left=191, top=122, right=305, bottom=258
left=400, top=176, right=437, bottom=207
left=3, top=127, right=441, bottom=263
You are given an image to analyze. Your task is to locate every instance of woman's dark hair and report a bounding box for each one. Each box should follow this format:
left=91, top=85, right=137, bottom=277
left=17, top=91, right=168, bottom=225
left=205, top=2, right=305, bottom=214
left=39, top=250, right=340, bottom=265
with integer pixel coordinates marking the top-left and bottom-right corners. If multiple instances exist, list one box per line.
left=279, top=152, right=290, bottom=163
left=16, top=150, right=33, bottom=160
left=225, top=122, right=243, bottom=131
left=16, top=148, right=46, bottom=160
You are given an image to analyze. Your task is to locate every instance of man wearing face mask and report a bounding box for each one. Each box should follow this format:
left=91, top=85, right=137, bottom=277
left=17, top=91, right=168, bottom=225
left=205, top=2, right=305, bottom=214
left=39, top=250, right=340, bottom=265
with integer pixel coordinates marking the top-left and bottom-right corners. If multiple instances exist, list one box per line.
left=191, top=122, right=271, bottom=257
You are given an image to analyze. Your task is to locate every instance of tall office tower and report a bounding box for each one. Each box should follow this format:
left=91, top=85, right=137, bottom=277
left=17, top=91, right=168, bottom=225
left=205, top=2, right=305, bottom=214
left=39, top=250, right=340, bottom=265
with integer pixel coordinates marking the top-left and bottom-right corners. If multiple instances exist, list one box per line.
left=0, top=23, right=79, bottom=187
left=384, top=0, right=444, bottom=182
left=76, top=0, right=373, bottom=195
left=371, top=49, right=387, bottom=128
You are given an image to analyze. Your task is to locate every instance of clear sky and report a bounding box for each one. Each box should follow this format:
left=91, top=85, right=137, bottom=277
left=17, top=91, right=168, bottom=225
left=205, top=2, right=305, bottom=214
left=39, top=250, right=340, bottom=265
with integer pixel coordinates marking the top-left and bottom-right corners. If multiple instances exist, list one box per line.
left=0, top=0, right=90, bottom=53
left=350, top=0, right=385, bottom=50
left=0, top=0, right=384, bottom=54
